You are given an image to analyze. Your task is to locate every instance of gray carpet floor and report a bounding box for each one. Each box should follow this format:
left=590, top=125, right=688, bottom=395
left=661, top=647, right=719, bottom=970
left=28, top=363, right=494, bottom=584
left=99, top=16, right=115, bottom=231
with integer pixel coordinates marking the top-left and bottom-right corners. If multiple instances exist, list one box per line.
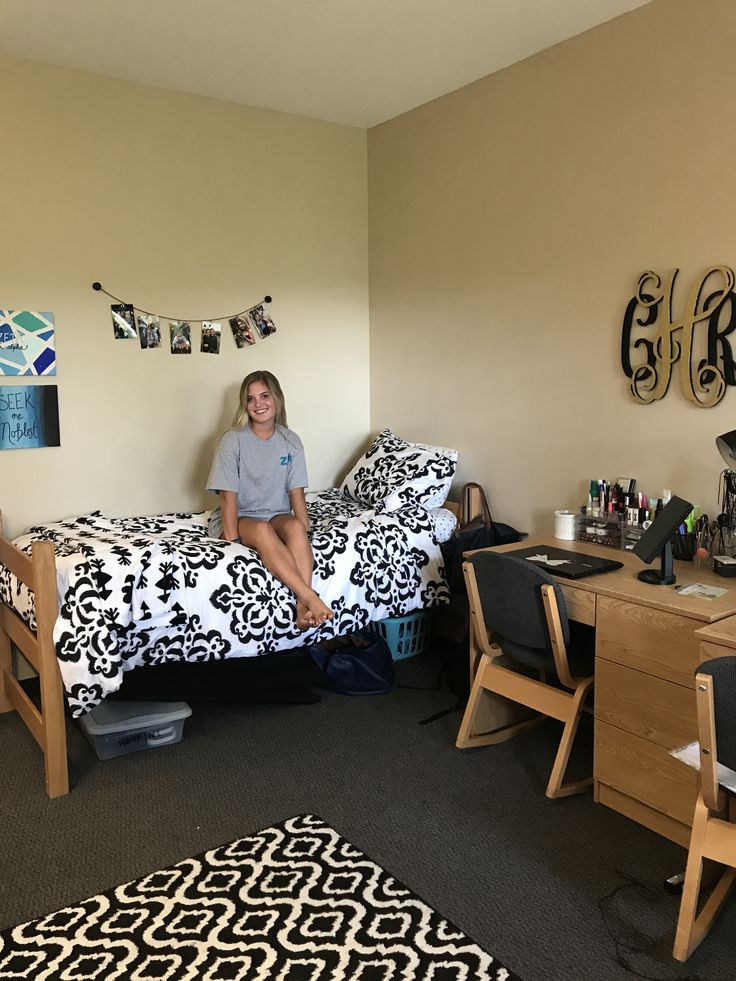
left=1, top=648, right=733, bottom=981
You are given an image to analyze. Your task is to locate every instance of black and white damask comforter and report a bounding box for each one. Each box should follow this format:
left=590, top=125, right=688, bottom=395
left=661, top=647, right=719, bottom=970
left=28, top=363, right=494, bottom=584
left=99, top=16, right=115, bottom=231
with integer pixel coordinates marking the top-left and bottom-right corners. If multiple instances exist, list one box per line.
left=0, top=490, right=449, bottom=716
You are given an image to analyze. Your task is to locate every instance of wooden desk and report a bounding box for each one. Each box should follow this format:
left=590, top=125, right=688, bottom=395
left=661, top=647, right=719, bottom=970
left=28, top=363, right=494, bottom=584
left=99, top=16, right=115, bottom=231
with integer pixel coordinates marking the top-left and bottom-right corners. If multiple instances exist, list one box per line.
left=487, top=539, right=736, bottom=847
left=696, top=612, right=736, bottom=659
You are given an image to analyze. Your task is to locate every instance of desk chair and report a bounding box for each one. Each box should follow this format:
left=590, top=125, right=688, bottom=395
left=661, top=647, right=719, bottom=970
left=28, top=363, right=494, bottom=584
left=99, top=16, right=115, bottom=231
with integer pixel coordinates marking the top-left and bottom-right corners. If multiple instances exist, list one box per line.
left=455, top=551, right=595, bottom=799
left=673, top=656, right=736, bottom=962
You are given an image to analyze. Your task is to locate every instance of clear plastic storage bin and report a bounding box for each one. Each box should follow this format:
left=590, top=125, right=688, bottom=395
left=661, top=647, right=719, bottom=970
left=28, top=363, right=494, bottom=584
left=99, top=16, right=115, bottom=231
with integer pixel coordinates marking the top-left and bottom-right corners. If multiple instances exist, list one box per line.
left=78, top=700, right=192, bottom=760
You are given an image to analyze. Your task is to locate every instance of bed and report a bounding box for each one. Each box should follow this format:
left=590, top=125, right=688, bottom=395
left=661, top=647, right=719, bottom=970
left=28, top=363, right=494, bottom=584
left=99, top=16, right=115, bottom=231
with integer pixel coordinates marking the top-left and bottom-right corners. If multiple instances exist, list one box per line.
left=0, top=430, right=459, bottom=797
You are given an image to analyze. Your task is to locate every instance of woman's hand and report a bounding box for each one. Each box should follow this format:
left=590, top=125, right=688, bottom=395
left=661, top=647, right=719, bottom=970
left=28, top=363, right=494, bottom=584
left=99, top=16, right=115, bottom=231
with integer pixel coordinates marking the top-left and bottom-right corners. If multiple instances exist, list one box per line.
left=220, top=490, right=240, bottom=541
left=289, top=487, right=311, bottom=534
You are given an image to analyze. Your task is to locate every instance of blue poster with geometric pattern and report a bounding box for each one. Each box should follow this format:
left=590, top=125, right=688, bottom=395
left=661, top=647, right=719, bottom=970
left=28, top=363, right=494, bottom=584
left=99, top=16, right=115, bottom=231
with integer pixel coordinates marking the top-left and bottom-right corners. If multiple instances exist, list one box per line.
left=0, top=310, right=56, bottom=375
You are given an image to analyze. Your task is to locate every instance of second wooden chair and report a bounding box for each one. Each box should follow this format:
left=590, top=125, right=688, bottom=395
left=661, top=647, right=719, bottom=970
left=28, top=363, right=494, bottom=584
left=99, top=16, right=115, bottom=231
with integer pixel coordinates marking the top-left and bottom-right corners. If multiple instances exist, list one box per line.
left=673, top=656, right=736, bottom=961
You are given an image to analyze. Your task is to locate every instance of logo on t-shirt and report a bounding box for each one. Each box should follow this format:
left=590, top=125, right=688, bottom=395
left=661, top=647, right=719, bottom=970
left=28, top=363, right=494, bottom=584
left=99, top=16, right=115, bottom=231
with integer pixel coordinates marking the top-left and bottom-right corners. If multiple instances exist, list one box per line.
left=280, top=453, right=293, bottom=466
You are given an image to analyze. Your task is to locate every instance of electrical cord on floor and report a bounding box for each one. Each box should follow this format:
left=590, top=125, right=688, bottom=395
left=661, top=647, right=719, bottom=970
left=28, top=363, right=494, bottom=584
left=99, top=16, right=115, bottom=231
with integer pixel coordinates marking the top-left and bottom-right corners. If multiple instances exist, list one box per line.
left=416, top=697, right=464, bottom=725
left=598, top=870, right=702, bottom=981
left=395, top=668, right=467, bottom=725
left=397, top=679, right=463, bottom=724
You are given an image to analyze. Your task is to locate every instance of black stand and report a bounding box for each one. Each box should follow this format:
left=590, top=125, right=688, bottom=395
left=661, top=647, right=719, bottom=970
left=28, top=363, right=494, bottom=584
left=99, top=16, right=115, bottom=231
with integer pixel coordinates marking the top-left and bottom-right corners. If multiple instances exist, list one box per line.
left=638, top=541, right=676, bottom=585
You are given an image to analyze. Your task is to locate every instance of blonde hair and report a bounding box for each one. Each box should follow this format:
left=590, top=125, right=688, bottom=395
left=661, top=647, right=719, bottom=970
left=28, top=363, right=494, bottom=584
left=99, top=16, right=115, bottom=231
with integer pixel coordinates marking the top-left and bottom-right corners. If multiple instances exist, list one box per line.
left=233, top=370, right=287, bottom=429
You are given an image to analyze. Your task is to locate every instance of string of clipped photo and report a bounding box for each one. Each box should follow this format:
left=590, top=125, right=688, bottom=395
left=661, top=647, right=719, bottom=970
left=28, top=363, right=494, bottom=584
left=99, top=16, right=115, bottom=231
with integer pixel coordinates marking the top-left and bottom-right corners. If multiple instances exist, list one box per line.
left=91, top=282, right=276, bottom=355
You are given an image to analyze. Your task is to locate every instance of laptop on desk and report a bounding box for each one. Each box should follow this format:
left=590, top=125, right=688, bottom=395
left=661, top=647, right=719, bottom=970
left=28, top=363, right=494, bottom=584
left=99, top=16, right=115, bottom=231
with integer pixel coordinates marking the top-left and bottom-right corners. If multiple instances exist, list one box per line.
left=506, top=544, right=624, bottom=580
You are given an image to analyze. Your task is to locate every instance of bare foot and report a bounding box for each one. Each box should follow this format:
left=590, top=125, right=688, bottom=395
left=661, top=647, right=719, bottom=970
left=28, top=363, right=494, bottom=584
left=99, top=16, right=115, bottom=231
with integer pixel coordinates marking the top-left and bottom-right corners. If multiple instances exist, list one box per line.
left=305, top=591, right=334, bottom=625
left=296, top=600, right=317, bottom=630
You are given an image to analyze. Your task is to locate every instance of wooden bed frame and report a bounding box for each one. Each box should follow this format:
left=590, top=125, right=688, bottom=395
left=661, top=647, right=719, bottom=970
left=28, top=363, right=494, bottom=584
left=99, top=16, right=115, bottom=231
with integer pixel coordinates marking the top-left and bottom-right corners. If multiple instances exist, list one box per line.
left=0, top=523, right=68, bottom=798
left=0, top=497, right=465, bottom=800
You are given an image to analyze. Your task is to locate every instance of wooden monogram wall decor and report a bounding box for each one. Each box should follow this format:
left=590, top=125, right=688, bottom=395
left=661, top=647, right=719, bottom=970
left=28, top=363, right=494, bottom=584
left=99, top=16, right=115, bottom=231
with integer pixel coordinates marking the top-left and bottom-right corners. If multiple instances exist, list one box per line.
left=621, top=266, right=736, bottom=407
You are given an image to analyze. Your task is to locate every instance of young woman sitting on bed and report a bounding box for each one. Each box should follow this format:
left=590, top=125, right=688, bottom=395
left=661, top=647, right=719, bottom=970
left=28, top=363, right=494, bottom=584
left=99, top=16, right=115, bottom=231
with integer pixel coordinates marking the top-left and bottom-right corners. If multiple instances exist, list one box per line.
left=206, top=369, right=334, bottom=630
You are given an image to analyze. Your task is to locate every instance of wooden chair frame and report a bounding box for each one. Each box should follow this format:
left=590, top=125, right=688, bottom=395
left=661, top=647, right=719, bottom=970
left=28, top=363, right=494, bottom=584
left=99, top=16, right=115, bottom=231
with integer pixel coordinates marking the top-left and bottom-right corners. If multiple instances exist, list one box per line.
left=673, top=671, right=736, bottom=961
left=455, top=557, right=594, bottom=799
left=0, top=524, right=68, bottom=798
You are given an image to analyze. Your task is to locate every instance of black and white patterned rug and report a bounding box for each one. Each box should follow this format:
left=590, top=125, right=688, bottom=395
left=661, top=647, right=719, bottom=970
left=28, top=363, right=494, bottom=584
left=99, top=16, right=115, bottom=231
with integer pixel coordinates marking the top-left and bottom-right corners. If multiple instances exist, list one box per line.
left=0, top=814, right=520, bottom=980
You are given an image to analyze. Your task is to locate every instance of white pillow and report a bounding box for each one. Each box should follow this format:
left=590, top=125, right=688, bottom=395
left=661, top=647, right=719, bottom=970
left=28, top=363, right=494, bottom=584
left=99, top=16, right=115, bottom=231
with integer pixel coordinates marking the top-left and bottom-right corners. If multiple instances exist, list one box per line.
left=341, top=429, right=458, bottom=511
left=428, top=506, right=458, bottom=543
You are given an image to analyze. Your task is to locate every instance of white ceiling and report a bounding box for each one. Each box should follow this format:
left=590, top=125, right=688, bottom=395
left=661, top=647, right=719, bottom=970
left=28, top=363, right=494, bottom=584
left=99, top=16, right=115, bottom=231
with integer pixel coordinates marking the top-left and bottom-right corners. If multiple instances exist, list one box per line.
left=0, top=0, right=652, bottom=128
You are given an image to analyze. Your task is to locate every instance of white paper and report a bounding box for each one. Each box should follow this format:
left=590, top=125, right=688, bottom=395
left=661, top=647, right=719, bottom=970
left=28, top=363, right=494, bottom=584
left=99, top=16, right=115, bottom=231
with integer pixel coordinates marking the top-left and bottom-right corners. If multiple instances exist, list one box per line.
left=674, top=582, right=727, bottom=600
left=671, top=741, right=736, bottom=793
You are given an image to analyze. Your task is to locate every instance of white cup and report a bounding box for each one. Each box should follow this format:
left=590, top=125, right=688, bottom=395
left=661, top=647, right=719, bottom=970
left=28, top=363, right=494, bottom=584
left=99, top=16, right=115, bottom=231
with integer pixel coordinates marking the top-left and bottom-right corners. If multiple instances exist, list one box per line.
left=554, top=509, right=577, bottom=541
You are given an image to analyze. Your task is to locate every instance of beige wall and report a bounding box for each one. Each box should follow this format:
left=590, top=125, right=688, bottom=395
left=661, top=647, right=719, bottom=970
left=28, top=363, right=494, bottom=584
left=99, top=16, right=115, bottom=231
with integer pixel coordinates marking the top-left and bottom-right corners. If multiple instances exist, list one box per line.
left=1, top=58, right=369, bottom=538
left=8, top=0, right=736, bottom=544
left=368, top=0, right=736, bottom=535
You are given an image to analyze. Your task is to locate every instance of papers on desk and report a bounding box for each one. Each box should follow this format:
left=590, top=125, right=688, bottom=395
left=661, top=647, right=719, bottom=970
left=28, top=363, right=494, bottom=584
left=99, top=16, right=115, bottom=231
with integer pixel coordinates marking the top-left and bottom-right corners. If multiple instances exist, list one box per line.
left=671, top=741, right=736, bottom=793
left=674, top=582, right=727, bottom=600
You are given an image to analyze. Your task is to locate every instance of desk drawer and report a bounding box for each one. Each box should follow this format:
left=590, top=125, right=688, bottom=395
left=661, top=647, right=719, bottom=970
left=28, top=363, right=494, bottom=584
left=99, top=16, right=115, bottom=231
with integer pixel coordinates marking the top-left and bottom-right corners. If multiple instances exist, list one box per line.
left=596, top=596, right=701, bottom=687
left=560, top=584, right=595, bottom=625
left=595, top=659, right=696, bottom=749
left=595, top=720, right=698, bottom=827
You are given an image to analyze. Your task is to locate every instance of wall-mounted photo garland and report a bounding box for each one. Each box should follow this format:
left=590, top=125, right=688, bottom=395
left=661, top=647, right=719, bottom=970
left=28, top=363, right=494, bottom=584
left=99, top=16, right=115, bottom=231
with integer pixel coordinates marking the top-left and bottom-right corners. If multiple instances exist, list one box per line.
left=92, top=282, right=277, bottom=356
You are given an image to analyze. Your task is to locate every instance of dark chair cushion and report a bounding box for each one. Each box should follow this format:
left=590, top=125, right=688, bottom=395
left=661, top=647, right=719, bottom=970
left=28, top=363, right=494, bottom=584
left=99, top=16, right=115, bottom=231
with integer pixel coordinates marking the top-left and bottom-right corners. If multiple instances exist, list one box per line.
left=494, top=634, right=554, bottom=673
left=696, top=656, right=736, bottom=771
left=469, top=551, right=570, bottom=649
left=495, top=621, right=594, bottom=679
left=470, top=551, right=595, bottom=682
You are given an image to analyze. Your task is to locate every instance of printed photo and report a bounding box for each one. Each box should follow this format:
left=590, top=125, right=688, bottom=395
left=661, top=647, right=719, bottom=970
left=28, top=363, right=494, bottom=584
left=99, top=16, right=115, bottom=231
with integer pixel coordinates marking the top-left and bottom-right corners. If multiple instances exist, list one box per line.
left=111, top=303, right=138, bottom=340
left=137, top=314, right=161, bottom=350
left=201, top=321, right=221, bottom=354
left=249, top=304, right=277, bottom=339
left=229, top=314, right=256, bottom=348
left=170, top=321, right=192, bottom=354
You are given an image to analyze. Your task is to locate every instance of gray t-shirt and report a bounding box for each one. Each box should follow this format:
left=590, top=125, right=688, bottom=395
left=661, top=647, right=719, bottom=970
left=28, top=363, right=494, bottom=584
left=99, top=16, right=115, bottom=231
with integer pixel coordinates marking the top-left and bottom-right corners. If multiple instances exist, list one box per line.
left=206, top=424, right=308, bottom=527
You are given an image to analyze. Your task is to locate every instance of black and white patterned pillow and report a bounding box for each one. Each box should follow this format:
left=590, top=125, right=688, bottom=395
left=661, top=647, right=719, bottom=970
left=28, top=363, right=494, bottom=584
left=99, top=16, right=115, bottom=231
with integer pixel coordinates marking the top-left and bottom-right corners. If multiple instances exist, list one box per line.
left=341, top=429, right=458, bottom=511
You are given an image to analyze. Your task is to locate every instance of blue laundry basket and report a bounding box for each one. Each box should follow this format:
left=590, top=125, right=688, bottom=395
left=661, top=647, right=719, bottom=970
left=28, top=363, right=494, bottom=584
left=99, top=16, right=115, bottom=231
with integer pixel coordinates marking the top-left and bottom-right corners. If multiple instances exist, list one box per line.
left=370, top=610, right=433, bottom=661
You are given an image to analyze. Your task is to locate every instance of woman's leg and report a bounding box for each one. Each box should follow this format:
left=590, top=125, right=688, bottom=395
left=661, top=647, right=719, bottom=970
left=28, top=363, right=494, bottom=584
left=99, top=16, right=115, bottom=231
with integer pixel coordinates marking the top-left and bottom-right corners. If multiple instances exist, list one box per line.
left=270, top=514, right=334, bottom=627
left=238, top=516, right=333, bottom=628
left=270, top=514, right=314, bottom=589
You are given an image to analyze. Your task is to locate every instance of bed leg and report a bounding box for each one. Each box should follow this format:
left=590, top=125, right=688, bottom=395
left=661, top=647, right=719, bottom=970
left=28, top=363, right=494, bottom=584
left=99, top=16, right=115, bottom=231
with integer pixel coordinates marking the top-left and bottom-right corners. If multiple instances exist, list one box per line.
left=42, top=689, right=69, bottom=798
left=34, top=541, right=69, bottom=798
left=0, top=508, right=9, bottom=713
left=0, top=628, right=11, bottom=713
left=39, top=641, right=69, bottom=797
